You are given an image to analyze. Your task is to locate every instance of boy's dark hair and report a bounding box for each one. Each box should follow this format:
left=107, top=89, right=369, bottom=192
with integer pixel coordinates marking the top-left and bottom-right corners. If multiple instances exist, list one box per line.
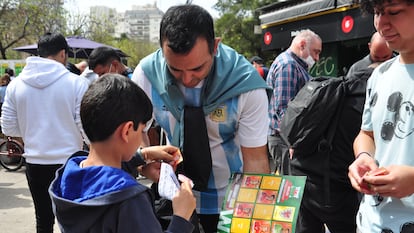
left=160, top=4, right=215, bottom=54
left=81, top=73, right=153, bottom=142
left=37, top=32, right=69, bottom=58
left=357, top=0, right=414, bottom=13
left=88, top=47, right=121, bottom=70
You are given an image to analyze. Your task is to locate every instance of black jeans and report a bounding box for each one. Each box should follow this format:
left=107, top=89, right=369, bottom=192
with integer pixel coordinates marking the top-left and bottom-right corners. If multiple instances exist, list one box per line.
left=295, top=181, right=359, bottom=233
left=25, top=163, right=62, bottom=233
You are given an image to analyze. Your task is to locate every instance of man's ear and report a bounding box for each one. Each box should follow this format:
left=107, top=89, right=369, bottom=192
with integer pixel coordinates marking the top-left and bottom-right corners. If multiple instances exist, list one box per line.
left=112, top=59, right=119, bottom=68
left=112, top=59, right=122, bottom=73
left=58, top=49, right=65, bottom=57
left=57, top=49, right=67, bottom=64
left=300, top=40, right=306, bottom=51
left=213, top=38, right=221, bottom=55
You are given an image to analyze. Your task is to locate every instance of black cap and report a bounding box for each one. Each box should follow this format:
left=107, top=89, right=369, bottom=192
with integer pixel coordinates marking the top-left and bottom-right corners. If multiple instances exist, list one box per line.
left=249, top=56, right=263, bottom=63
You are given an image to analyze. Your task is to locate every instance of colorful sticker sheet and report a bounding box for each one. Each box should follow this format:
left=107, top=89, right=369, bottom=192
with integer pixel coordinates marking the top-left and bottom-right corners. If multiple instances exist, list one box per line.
left=218, top=173, right=306, bottom=233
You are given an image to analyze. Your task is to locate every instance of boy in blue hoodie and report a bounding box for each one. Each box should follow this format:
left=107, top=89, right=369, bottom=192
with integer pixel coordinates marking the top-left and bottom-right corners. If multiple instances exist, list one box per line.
left=49, top=73, right=195, bottom=233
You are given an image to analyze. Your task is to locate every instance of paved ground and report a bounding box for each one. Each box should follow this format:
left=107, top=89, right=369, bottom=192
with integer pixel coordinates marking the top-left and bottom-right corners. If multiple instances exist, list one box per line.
left=0, top=166, right=45, bottom=232
left=0, top=165, right=152, bottom=233
left=0, top=166, right=63, bottom=232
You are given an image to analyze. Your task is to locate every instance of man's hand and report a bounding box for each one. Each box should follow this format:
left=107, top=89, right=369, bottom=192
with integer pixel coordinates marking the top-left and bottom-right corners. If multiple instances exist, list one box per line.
left=138, top=145, right=183, bottom=182
left=141, top=145, right=182, bottom=167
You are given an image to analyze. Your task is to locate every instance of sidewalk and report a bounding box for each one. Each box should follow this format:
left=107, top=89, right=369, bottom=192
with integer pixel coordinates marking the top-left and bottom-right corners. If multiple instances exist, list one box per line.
left=0, top=166, right=57, bottom=232
left=0, top=165, right=152, bottom=233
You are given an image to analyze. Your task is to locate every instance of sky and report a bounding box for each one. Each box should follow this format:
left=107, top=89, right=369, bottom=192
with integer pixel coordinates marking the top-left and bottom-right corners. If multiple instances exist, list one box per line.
left=64, top=0, right=219, bottom=18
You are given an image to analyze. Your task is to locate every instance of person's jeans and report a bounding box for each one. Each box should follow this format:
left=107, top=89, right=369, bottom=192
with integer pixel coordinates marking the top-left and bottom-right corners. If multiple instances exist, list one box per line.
left=25, top=163, right=62, bottom=233
left=267, top=133, right=290, bottom=174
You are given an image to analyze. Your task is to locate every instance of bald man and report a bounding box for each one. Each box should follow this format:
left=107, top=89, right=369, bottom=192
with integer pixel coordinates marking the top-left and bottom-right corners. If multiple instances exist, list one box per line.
left=346, top=31, right=393, bottom=78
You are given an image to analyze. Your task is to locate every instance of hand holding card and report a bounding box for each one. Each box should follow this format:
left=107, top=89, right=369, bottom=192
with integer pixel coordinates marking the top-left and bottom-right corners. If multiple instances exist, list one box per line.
left=158, top=162, right=193, bottom=200
left=361, top=167, right=389, bottom=190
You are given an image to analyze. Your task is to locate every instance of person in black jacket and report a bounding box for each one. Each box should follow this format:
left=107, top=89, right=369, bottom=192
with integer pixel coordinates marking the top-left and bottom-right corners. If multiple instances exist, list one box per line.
left=290, top=65, right=379, bottom=233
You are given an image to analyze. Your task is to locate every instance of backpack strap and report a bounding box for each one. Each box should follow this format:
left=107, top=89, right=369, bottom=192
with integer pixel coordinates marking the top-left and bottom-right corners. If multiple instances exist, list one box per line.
left=320, top=77, right=347, bottom=207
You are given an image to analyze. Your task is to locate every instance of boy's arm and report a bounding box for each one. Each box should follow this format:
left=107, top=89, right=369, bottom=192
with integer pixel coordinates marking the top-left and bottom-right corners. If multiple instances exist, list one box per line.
left=118, top=189, right=194, bottom=233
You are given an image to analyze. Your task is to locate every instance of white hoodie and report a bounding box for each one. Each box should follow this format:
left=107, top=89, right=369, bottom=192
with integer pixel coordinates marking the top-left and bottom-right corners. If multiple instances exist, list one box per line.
left=1, top=56, right=89, bottom=164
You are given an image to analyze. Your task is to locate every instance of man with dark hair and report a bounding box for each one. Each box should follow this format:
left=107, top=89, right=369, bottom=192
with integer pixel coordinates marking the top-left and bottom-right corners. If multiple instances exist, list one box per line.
left=88, top=46, right=133, bottom=78
left=1, top=32, right=89, bottom=233
left=132, top=4, right=270, bottom=232
left=37, top=32, right=69, bottom=57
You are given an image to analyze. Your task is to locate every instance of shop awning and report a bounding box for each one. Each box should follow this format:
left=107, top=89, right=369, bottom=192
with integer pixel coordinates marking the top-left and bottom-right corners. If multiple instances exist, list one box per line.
left=258, top=1, right=374, bottom=51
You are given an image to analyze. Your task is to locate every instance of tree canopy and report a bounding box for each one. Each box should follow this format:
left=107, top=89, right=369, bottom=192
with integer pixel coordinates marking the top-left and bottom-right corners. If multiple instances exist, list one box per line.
left=3, top=0, right=279, bottom=68
left=0, top=0, right=66, bottom=59
left=214, top=0, right=275, bottom=63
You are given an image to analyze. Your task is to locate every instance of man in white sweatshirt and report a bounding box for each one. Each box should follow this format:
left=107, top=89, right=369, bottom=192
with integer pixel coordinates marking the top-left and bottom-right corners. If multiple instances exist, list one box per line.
left=1, top=32, right=89, bottom=233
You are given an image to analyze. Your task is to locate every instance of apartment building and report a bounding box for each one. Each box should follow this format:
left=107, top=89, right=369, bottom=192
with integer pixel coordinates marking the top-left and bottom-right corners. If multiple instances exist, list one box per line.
left=90, top=4, right=163, bottom=43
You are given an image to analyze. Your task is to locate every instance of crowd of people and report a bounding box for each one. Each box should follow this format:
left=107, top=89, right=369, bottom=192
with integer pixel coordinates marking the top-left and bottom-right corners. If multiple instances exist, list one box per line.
left=1, top=0, right=414, bottom=232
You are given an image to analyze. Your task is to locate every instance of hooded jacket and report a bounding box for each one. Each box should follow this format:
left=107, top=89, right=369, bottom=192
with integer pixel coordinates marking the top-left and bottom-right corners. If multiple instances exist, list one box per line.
left=1, top=56, right=89, bottom=164
left=49, top=152, right=194, bottom=233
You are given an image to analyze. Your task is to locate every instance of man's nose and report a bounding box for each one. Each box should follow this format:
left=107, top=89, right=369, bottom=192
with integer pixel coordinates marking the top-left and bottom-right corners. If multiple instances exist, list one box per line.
left=181, top=72, right=193, bottom=86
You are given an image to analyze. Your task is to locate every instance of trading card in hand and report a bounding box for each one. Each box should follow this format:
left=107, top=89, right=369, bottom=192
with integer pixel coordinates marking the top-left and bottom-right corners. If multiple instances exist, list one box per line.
left=173, top=149, right=183, bottom=165
left=362, top=167, right=389, bottom=190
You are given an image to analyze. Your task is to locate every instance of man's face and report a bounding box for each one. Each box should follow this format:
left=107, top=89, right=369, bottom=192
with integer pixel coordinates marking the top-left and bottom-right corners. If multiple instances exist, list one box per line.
left=93, top=61, right=119, bottom=77
left=162, top=37, right=218, bottom=88
left=373, top=0, right=414, bottom=58
left=93, top=63, right=112, bottom=77
left=369, top=40, right=393, bottom=62
left=306, top=39, right=322, bottom=62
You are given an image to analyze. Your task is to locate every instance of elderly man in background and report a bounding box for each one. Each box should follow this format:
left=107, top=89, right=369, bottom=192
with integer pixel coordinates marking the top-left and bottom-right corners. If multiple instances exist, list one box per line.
left=267, top=29, right=322, bottom=175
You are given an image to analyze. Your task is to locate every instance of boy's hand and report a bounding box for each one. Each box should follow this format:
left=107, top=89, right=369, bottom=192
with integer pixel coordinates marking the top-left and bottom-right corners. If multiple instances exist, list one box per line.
left=172, top=179, right=196, bottom=221
left=348, top=154, right=378, bottom=194
left=361, top=167, right=388, bottom=191
left=362, top=165, right=414, bottom=198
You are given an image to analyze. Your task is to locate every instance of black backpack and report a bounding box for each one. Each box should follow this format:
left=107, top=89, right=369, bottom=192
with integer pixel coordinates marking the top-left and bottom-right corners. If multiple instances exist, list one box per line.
left=280, top=75, right=368, bottom=205
left=279, top=76, right=348, bottom=155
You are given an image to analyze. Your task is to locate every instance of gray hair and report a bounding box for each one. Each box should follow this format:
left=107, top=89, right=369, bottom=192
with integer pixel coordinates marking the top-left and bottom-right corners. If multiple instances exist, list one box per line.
left=292, top=29, right=321, bottom=47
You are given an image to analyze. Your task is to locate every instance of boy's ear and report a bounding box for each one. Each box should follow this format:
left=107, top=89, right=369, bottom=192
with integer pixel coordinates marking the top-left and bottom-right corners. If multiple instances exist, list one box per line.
left=120, top=121, right=134, bottom=142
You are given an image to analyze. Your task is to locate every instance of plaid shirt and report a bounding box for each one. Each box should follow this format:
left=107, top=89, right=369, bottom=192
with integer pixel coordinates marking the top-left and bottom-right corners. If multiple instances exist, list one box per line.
left=266, top=49, right=312, bottom=134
